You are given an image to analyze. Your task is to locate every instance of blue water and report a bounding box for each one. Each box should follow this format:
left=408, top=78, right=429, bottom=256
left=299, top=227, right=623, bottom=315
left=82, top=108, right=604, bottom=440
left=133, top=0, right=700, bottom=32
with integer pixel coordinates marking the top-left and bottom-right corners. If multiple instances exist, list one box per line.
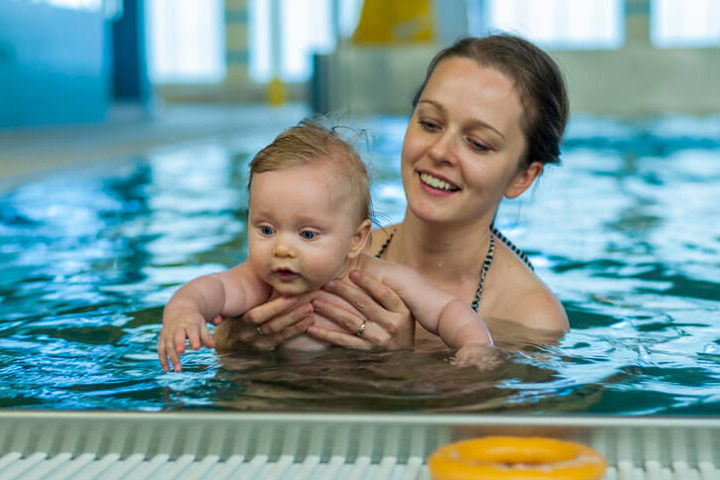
left=1, top=115, right=719, bottom=414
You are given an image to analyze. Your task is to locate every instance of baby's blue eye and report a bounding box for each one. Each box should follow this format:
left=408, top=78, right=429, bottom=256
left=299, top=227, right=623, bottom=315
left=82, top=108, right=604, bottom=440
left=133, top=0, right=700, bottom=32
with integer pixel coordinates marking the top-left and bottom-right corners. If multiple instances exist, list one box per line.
left=260, top=225, right=274, bottom=235
left=300, top=230, right=316, bottom=240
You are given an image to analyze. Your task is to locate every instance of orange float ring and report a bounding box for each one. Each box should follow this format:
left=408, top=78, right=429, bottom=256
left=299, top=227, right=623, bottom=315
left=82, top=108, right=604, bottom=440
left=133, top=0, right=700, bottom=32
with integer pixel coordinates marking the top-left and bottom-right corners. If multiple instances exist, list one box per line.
left=428, top=436, right=607, bottom=480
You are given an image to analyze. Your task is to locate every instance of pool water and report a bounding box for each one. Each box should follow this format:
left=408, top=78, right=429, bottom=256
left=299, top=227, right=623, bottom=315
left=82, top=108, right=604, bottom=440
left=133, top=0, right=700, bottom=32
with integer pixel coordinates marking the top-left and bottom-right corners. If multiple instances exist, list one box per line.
left=1, top=115, right=719, bottom=414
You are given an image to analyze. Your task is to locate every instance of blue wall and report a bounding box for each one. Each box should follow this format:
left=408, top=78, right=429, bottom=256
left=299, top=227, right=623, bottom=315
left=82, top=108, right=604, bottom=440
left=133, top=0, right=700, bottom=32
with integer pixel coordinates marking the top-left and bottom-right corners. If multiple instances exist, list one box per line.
left=0, top=2, right=109, bottom=129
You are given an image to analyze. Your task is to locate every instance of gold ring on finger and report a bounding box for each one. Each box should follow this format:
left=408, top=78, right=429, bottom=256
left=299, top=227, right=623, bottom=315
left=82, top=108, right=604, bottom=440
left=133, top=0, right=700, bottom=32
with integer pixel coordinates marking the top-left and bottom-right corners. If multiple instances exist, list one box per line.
left=356, top=320, right=367, bottom=336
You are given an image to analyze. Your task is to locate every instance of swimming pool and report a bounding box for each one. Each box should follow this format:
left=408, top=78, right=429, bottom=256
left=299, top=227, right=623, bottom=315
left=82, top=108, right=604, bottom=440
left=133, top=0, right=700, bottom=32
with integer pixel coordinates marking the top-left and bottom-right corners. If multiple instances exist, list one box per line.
left=1, top=114, right=719, bottom=414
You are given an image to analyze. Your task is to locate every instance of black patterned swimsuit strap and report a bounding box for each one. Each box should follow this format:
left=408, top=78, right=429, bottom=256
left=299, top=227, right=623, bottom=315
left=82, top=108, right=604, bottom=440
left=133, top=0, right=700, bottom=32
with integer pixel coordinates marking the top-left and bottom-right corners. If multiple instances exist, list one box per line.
left=490, top=225, right=533, bottom=271
left=374, top=227, right=397, bottom=259
left=471, top=234, right=495, bottom=312
left=374, top=227, right=495, bottom=313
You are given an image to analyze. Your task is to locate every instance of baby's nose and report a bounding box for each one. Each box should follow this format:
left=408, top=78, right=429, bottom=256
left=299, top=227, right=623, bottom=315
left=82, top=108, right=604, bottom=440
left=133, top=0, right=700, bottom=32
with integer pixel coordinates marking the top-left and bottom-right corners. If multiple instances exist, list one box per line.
left=273, top=240, right=295, bottom=258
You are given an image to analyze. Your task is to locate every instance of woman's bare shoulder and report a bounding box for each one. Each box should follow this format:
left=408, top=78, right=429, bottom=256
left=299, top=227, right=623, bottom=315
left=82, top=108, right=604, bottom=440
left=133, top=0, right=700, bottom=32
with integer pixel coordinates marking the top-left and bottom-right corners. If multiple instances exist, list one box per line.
left=487, top=241, right=569, bottom=332
left=513, top=282, right=569, bottom=331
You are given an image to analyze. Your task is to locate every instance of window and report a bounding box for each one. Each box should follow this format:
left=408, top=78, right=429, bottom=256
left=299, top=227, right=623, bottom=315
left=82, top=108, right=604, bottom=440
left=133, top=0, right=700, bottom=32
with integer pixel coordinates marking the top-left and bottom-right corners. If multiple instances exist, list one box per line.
left=651, top=0, right=720, bottom=47
left=147, top=0, right=226, bottom=84
left=486, top=0, right=624, bottom=49
left=249, top=0, right=363, bottom=83
left=44, top=0, right=101, bottom=11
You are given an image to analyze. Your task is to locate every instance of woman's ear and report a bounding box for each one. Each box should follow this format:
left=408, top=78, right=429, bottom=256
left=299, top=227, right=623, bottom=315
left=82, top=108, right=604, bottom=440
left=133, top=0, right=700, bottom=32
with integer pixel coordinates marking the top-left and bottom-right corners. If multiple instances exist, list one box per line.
left=348, top=219, right=372, bottom=259
left=505, top=161, right=543, bottom=199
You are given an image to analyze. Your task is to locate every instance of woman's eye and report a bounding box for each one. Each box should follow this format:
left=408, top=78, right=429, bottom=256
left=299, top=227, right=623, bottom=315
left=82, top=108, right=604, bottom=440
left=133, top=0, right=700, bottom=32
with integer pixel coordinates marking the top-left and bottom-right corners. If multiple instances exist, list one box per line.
left=468, top=138, right=491, bottom=152
left=260, top=225, right=274, bottom=235
left=300, top=230, right=317, bottom=240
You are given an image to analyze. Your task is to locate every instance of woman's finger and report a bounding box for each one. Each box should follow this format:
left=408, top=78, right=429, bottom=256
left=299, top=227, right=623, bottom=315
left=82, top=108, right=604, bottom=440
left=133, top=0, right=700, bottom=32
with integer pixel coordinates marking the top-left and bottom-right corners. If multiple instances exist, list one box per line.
left=323, top=277, right=402, bottom=332
left=349, top=270, right=407, bottom=313
left=322, top=279, right=378, bottom=319
left=214, top=295, right=320, bottom=350
left=319, top=273, right=414, bottom=350
left=258, top=302, right=313, bottom=335
left=254, top=315, right=315, bottom=349
left=274, top=315, right=316, bottom=343
left=310, top=297, right=365, bottom=334
left=243, top=296, right=301, bottom=325
left=307, top=324, right=373, bottom=350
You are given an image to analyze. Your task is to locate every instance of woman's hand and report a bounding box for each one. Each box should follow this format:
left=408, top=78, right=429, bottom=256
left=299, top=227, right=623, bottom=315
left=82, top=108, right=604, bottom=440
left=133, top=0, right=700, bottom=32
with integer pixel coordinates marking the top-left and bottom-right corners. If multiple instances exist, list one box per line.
left=214, top=296, right=315, bottom=351
left=307, top=270, right=414, bottom=350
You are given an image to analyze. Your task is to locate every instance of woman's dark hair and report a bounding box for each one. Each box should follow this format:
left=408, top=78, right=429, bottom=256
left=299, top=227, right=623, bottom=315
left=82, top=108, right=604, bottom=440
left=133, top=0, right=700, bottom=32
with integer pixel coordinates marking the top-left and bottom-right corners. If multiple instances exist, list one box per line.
left=412, top=34, right=569, bottom=167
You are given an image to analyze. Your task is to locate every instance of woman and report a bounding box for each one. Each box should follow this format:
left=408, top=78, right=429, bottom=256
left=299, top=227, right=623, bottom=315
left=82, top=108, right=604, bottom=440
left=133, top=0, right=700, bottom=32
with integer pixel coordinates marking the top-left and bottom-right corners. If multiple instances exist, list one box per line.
left=228, top=34, right=570, bottom=351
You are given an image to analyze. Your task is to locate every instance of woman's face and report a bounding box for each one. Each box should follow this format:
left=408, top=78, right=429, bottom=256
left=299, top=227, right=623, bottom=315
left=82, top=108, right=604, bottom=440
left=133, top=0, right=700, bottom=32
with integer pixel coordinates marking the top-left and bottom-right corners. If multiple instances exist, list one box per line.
left=401, top=57, right=532, bottom=226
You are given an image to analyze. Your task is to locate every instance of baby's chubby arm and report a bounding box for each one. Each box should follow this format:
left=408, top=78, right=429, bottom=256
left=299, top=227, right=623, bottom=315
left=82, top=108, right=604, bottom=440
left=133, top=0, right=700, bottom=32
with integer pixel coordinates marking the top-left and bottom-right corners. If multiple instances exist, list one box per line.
left=369, top=259, right=492, bottom=349
left=158, top=262, right=270, bottom=371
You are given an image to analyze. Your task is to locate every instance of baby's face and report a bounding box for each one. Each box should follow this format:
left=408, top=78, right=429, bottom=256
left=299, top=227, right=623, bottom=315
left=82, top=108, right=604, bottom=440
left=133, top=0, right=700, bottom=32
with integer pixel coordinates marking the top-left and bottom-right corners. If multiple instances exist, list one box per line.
left=247, top=163, right=360, bottom=296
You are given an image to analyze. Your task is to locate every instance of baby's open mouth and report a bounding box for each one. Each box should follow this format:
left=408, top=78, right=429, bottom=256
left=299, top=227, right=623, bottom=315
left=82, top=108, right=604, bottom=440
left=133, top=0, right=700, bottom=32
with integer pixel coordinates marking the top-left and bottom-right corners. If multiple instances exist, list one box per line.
left=420, top=172, right=460, bottom=192
left=274, top=268, right=299, bottom=280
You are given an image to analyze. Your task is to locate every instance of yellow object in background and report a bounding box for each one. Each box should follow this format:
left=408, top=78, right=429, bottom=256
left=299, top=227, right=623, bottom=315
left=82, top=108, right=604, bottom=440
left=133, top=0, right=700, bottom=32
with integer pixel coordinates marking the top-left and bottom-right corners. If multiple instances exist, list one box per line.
left=266, top=76, right=287, bottom=106
left=352, top=0, right=436, bottom=44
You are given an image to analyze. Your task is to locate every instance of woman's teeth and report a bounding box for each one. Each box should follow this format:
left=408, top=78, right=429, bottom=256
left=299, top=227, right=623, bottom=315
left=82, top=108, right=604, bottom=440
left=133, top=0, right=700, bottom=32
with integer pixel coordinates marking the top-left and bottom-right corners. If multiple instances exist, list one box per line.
left=420, top=172, right=458, bottom=191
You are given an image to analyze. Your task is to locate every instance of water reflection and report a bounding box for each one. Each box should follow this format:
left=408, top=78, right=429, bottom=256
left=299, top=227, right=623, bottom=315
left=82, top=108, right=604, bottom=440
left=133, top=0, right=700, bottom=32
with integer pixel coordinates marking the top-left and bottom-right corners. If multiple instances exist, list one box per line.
left=0, top=116, right=719, bottom=414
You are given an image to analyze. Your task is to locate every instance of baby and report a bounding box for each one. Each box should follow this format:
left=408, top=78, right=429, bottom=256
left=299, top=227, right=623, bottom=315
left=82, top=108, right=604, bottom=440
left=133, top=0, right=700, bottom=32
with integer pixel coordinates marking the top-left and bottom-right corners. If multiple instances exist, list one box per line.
left=157, top=120, right=492, bottom=372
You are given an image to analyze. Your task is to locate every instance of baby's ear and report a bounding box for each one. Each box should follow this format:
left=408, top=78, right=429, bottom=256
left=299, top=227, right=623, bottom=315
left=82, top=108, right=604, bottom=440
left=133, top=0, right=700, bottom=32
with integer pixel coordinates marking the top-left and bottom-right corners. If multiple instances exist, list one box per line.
left=348, top=219, right=372, bottom=259
left=505, top=161, right=543, bottom=199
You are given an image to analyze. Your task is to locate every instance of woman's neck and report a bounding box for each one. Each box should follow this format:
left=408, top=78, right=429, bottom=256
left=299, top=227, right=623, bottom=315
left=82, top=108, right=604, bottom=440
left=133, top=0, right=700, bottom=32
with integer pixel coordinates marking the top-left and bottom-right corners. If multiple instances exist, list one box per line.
left=389, top=210, right=494, bottom=282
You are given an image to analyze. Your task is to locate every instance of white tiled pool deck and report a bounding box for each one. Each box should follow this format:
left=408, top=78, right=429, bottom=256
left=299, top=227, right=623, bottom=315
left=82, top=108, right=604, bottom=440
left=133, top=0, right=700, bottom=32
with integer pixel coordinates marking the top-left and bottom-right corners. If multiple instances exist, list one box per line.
left=1, top=411, right=719, bottom=479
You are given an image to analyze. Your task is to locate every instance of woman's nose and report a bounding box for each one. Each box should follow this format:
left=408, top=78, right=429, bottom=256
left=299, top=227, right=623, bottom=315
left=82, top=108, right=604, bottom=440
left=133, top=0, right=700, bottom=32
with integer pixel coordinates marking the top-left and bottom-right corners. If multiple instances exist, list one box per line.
left=428, top=132, right=456, bottom=165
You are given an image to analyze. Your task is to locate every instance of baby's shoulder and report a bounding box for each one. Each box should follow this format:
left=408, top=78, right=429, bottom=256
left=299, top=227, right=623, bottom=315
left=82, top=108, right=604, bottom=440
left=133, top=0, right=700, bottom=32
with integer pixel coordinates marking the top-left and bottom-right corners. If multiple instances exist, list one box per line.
left=357, top=252, right=412, bottom=282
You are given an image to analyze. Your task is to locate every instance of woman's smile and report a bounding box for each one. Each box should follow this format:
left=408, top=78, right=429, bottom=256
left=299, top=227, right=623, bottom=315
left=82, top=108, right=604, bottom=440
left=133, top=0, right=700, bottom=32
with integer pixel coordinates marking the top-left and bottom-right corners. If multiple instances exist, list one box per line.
left=419, top=171, right=461, bottom=196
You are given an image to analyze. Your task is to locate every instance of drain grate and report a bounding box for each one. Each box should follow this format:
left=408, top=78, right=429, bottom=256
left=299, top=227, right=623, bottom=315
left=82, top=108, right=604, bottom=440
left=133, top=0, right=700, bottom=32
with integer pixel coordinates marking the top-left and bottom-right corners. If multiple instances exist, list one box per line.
left=1, top=412, right=718, bottom=479
left=0, top=453, right=426, bottom=480
left=2, top=452, right=719, bottom=479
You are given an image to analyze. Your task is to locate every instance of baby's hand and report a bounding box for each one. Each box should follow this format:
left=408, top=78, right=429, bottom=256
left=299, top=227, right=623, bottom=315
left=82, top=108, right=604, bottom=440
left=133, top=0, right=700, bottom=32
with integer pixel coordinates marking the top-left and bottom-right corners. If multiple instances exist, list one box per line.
left=157, top=310, right=215, bottom=372
left=453, top=344, right=503, bottom=371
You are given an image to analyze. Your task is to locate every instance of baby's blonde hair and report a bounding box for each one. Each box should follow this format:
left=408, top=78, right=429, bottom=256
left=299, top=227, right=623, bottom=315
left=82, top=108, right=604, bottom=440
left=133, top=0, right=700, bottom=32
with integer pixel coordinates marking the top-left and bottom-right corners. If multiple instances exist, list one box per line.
left=249, top=119, right=371, bottom=226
